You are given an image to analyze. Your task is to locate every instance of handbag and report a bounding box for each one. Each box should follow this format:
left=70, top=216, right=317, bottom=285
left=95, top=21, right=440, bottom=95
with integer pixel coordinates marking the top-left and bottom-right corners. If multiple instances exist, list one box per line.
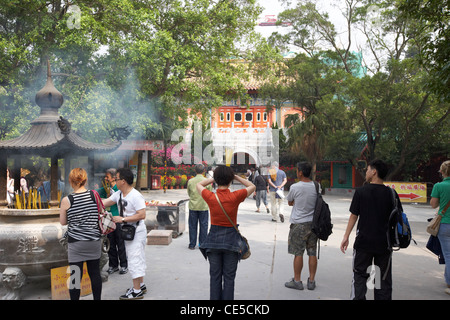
left=118, top=192, right=139, bottom=241
left=91, top=190, right=116, bottom=235
left=426, top=200, right=450, bottom=236
left=120, top=224, right=137, bottom=241
left=427, top=214, right=442, bottom=236
left=214, top=193, right=250, bottom=260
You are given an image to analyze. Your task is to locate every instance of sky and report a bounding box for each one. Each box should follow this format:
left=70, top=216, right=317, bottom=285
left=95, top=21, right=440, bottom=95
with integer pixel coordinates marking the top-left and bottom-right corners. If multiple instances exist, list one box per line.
left=255, top=0, right=371, bottom=55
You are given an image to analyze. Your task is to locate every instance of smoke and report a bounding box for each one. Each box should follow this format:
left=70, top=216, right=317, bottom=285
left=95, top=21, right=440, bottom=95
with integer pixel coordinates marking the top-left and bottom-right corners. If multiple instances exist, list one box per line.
left=60, top=68, right=159, bottom=144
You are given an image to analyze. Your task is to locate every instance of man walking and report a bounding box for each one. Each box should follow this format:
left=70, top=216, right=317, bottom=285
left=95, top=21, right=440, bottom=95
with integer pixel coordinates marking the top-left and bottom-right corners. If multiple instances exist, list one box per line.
left=268, top=162, right=286, bottom=223
left=340, top=159, right=403, bottom=300
left=187, top=164, right=212, bottom=250
left=285, top=162, right=318, bottom=290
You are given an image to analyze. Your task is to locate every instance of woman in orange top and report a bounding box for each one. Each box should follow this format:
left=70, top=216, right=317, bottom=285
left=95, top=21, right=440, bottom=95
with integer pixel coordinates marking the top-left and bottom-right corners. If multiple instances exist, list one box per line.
left=197, top=166, right=255, bottom=300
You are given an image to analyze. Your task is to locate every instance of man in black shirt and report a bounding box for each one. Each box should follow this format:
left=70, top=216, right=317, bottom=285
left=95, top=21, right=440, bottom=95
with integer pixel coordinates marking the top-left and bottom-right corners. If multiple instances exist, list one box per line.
left=340, top=159, right=402, bottom=300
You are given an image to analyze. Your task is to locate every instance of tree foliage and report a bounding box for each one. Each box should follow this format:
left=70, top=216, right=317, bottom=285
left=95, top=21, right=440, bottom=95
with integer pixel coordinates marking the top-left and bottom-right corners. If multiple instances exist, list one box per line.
left=264, top=0, right=449, bottom=180
left=0, top=0, right=262, bottom=142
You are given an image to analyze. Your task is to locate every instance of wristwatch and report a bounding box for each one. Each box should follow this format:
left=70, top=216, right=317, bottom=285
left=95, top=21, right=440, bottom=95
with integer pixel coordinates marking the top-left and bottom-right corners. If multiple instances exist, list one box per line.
left=122, top=217, right=125, bottom=223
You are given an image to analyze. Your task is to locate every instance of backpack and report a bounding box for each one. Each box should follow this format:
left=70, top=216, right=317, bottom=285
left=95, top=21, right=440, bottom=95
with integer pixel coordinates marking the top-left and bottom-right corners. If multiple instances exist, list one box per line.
left=311, top=181, right=333, bottom=241
left=386, top=187, right=412, bottom=251
left=383, top=187, right=415, bottom=280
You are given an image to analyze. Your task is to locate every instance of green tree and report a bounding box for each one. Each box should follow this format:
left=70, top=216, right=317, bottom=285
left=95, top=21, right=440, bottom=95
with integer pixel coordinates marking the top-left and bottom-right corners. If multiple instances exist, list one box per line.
left=0, top=0, right=262, bottom=142
left=266, top=0, right=449, bottom=180
left=398, top=0, right=450, bottom=101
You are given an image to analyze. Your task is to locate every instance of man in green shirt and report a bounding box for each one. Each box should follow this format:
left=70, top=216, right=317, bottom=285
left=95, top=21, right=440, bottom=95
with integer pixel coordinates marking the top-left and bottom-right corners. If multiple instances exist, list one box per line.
left=96, top=168, right=128, bottom=274
left=187, top=164, right=212, bottom=250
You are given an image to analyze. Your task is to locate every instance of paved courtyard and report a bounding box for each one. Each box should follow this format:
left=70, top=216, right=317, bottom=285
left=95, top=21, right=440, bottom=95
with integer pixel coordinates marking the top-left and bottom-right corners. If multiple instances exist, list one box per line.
left=3, top=187, right=449, bottom=301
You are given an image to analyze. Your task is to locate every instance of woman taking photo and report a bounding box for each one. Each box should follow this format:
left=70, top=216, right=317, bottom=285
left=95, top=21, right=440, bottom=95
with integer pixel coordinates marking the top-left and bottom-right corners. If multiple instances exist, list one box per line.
left=60, top=168, right=103, bottom=300
left=430, top=160, right=450, bottom=296
left=197, top=166, right=255, bottom=300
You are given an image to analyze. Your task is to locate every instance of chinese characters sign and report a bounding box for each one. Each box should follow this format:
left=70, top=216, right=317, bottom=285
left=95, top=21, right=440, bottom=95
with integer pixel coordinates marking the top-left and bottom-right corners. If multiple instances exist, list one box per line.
left=384, top=182, right=427, bottom=203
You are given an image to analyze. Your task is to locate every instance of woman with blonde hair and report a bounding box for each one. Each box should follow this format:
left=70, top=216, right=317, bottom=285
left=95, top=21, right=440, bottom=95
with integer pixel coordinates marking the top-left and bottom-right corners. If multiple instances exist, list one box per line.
left=60, top=168, right=102, bottom=300
left=430, top=160, right=450, bottom=296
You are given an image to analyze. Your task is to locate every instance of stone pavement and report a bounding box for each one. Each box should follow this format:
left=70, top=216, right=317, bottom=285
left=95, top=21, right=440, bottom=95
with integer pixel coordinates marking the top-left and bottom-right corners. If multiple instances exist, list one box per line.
left=10, top=187, right=450, bottom=301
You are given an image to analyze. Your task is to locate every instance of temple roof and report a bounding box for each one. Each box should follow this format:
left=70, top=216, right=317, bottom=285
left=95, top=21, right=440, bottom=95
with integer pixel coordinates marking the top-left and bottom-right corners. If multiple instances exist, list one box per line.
left=0, top=61, right=120, bottom=157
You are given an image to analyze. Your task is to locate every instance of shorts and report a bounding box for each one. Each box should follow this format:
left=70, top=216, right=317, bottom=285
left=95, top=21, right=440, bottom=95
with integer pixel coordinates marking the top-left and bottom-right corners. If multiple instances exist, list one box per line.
left=288, top=222, right=317, bottom=256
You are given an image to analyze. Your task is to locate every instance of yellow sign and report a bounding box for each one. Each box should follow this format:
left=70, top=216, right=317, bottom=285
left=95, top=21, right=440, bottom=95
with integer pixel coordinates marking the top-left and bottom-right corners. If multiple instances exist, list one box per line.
left=384, top=182, right=427, bottom=203
left=51, top=263, right=92, bottom=300
left=225, top=148, right=233, bottom=167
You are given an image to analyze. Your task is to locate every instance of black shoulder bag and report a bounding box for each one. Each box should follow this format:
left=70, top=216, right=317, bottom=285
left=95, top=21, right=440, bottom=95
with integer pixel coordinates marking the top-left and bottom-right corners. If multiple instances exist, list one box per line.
left=119, top=192, right=139, bottom=241
left=214, top=193, right=250, bottom=260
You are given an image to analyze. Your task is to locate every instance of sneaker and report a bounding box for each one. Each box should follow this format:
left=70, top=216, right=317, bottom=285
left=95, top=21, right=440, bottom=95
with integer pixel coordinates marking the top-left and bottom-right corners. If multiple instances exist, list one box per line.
left=285, top=278, right=304, bottom=290
left=279, top=214, right=285, bottom=223
left=120, top=288, right=144, bottom=300
left=307, top=278, right=316, bottom=290
left=107, top=267, right=119, bottom=274
left=445, top=288, right=450, bottom=296
left=266, top=208, right=270, bottom=213
left=140, top=284, right=148, bottom=294
left=119, top=267, right=128, bottom=274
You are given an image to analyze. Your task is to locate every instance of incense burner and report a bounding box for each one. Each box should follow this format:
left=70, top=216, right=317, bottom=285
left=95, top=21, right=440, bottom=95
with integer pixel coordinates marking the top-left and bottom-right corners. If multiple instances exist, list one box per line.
left=0, top=208, right=68, bottom=277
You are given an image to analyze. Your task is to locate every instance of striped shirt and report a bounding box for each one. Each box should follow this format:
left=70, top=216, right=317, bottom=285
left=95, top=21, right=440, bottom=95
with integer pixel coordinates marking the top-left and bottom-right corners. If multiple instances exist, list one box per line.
left=67, top=191, right=101, bottom=241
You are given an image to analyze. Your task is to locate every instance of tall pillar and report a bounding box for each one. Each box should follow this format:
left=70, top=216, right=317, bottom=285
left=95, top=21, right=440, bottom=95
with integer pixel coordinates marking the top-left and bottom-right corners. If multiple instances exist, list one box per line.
left=64, top=156, right=71, bottom=197
left=49, top=155, right=59, bottom=208
left=0, top=153, right=7, bottom=207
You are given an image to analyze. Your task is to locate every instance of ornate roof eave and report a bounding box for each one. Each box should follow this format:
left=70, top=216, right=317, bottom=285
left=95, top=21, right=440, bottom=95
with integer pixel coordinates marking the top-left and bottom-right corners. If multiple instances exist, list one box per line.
left=0, top=120, right=121, bottom=157
left=0, top=61, right=122, bottom=158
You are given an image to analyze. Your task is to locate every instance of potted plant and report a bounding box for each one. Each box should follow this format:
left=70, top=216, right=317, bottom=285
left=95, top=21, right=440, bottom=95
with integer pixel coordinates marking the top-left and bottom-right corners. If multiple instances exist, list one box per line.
left=170, top=176, right=176, bottom=189
left=180, top=175, right=187, bottom=188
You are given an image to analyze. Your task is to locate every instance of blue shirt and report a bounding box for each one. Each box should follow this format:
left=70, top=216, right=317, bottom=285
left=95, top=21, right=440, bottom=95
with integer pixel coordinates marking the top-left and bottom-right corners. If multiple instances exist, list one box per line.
left=268, top=169, right=287, bottom=192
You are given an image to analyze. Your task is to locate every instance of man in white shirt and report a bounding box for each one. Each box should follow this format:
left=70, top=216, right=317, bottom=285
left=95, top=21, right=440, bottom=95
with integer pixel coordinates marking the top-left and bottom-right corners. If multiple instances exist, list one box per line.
left=103, top=168, right=147, bottom=300
left=284, top=162, right=318, bottom=291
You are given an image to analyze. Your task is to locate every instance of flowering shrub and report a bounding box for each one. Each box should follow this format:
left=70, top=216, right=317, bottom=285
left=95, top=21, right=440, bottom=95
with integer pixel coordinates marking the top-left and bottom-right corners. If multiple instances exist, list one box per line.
left=151, top=162, right=209, bottom=177
left=180, top=175, right=188, bottom=186
left=280, top=165, right=297, bottom=179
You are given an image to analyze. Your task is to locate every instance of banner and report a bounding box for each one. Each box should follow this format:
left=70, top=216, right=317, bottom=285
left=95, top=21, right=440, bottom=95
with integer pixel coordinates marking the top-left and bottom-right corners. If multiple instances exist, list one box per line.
left=384, top=182, right=427, bottom=203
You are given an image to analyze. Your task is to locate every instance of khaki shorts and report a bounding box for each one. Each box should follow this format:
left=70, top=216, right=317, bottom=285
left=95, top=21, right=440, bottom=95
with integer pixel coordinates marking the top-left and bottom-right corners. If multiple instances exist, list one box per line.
left=288, top=222, right=317, bottom=256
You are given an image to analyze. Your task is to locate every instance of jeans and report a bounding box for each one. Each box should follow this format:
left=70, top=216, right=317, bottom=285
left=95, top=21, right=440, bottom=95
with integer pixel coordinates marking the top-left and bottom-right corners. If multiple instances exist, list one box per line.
left=188, top=210, right=208, bottom=248
left=438, top=223, right=450, bottom=285
left=207, top=249, right=239, bottom=300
